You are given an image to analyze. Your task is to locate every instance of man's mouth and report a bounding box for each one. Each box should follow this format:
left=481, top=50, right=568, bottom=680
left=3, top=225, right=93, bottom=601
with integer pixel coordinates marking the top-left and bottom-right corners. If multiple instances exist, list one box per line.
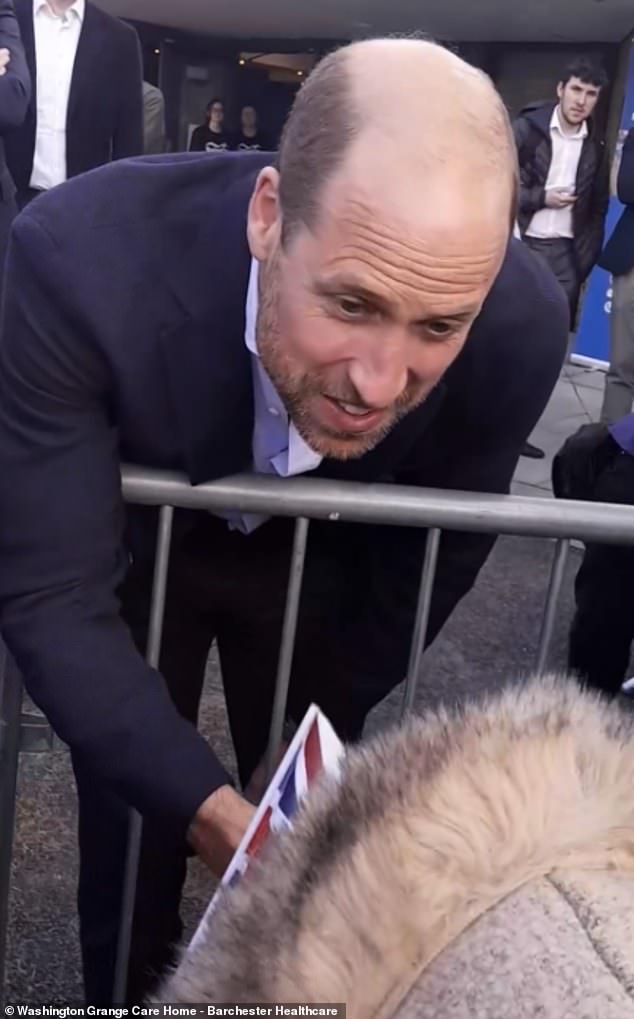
left=319, top=395, right=389, bottom=434
left=337, top=400, right=374, bottom=417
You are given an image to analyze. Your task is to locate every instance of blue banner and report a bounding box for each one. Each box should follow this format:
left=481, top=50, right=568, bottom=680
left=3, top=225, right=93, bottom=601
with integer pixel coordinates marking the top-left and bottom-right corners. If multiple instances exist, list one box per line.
left=574, top=39, right=634, bottom=363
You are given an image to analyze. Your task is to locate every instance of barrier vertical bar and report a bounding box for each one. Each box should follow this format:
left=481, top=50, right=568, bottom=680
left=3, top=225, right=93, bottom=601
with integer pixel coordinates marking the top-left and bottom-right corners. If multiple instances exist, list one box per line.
left=0, top=646, right=22, bottom=1009
left=113, top=505, right=174, bottom=1004
left=264, top=517, right=310, bottom=783
left=401, top=528, right=442, bottom=718
left=535, top=538, right=570, bottom=676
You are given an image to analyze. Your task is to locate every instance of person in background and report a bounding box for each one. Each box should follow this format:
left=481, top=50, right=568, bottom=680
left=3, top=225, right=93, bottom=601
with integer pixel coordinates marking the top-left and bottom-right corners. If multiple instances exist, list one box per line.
left=234, top=105, right=269, bottom=151
left=599, top=129, right=634, bottom=423
left=552, top=415, right=634, bottom=698
left=5, top=0, right=143, bottom=210
left=189, top=97, right=232, bottom=152
left=514, top=58, right=610, bottom=459
left=142, top=80, right=167, bottom=155
left=0, top=0, right=30, bottom=271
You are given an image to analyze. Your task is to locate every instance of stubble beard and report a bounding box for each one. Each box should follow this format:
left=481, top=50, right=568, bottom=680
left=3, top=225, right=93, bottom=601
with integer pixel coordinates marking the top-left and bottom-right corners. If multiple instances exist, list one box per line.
left=256, top=259, right=429, bottom=461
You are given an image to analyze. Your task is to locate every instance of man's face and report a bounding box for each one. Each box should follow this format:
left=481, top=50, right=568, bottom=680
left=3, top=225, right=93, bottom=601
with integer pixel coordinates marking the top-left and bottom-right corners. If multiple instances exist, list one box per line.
left=557, top=77, right=600, bottom=127
left=250, top=166, right=508, bottom=461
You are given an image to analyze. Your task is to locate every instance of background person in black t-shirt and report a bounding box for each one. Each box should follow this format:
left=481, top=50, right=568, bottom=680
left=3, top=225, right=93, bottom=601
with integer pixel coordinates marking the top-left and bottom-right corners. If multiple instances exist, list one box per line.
left=189, top=97, right=232, bottom=152
left=234, top=105, right=269, bottom=151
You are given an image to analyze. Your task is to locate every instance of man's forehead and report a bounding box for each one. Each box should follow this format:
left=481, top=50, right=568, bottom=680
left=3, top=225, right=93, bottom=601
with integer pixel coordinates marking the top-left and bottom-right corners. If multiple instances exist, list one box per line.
left=315, top=185, right=508, bottom=261
left=568, top=76, right=598, bottom=91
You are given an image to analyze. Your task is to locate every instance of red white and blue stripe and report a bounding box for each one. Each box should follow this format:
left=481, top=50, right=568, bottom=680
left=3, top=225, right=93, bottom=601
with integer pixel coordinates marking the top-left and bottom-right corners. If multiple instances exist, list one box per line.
left=189, top=705, right=344, bottom=947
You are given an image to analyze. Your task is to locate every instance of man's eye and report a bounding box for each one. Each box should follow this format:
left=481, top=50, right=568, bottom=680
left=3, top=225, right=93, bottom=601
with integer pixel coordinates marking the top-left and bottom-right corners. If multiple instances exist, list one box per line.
left=336, top=296, right=367, bottom=318
left=426, top=320, right=454, bottom=338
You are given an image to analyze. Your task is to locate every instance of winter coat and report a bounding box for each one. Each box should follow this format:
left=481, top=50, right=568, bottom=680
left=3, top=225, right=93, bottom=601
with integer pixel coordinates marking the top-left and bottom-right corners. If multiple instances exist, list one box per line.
left=158, top=677, right=634, bottom=1017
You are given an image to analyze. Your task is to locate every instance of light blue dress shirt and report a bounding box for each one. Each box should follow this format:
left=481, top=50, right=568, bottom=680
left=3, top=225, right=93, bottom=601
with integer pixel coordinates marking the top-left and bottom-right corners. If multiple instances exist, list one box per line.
left=226, top=259, right=322, bottom=534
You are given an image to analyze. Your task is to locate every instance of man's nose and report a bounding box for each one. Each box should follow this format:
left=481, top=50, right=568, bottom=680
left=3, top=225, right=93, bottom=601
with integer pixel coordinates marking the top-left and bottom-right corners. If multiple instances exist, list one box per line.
left=347, top=341, right=409, bottom=409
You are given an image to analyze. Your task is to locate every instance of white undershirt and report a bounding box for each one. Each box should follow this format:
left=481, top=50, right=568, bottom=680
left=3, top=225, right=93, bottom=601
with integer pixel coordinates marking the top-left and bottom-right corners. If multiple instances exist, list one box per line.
left=526, top=106, right=587, bottom=241
left=30, top=0, right=85, bottom=191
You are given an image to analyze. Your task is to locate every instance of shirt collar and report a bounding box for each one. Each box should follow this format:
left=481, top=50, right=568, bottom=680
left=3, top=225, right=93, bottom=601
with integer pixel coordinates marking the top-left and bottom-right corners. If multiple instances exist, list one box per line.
left=34, top=0, right=85, bottom=22
left=551, top=105, right=588, bottom=140
left=244, top=257, right=322, bottom=475
left=244, top=256, right=259, bottom=356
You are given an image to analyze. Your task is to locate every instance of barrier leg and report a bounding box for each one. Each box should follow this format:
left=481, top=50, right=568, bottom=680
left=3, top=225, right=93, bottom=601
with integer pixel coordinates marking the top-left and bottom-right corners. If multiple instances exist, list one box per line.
left=0, top=645, right=22, bottom=1008
left=401, top=528, right=442, bottom=718
left=264, top=517, right=310, bottom=783
left=113, top=506, right=174, bottom=1004
left=535, top=538, right=570, bottom=676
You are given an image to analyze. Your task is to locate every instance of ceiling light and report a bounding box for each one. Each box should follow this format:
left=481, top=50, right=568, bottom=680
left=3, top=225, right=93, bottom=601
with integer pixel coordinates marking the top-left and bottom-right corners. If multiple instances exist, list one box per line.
left=154, top=48, right=160, bottom=55
left=239, top=58, right=246, bottom=66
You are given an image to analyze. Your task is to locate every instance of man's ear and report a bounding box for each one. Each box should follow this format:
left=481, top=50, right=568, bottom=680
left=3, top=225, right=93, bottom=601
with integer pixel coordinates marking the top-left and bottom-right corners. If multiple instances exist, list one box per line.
left=247, top=167, right=282, bottom=260
left=556, top=81, right=564, bottom=102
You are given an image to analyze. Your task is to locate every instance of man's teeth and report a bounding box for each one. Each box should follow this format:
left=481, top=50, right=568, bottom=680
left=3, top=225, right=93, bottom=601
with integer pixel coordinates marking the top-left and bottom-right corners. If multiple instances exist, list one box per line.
left=338, top=401, right=370, bottom=416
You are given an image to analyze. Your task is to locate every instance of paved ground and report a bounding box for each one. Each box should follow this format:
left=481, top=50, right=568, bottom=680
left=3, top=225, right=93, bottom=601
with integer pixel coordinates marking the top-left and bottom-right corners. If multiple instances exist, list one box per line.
left=3, top=360, right=614, bottom=1004
left=512, top=360, right=605, bottom=498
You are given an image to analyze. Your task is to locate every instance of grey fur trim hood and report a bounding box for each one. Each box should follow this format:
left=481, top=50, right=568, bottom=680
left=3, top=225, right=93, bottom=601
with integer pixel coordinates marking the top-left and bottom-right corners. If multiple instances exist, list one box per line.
left=157, top=678, right=634, bottom=1017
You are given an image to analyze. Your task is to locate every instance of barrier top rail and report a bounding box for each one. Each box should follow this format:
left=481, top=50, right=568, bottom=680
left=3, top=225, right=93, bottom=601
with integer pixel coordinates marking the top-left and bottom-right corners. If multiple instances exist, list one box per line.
left=122, top=465, right=634, bottom=545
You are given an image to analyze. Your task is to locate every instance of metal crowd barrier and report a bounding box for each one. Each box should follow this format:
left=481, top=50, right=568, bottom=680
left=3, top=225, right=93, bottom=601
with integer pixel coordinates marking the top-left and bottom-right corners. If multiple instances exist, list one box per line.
left=3, top=464, right=634, bottom=1004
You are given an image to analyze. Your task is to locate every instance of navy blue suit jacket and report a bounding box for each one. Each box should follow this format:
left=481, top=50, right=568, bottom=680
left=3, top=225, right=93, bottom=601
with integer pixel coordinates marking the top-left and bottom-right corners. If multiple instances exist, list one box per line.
left=4, top=0, right=142, bottom=194
left=600, top=129, right=634, bottom=277
left=0, top=0, right=30, bottom=263
left=0, top=152, right=568, bottom=834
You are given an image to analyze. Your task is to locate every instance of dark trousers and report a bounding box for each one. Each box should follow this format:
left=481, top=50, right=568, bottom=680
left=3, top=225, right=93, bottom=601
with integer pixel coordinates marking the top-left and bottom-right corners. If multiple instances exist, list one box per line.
left=73, top=513, right=367, bottom=1005
left=569, top=451, right=634, bottom=696
left=524, top=237, right=581, bottom=326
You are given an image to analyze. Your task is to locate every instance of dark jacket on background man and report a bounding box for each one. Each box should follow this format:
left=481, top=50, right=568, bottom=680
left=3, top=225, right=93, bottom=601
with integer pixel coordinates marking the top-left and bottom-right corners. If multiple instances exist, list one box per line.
left=599, top=128, right=634, bottom=277
left=0, top=0, right=30, bottom=267
left=4, top=0, right=143, bottom=194
left=0, top=151, right=568, bottom=831
left=514, top=101, right=610, bottom=280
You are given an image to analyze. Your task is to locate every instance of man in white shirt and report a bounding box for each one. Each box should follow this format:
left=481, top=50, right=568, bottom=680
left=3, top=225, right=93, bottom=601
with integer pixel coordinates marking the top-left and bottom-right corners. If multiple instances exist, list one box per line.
left=6, top=0, right=142, bottom=207
left=514, top=58, right=610, bottom=458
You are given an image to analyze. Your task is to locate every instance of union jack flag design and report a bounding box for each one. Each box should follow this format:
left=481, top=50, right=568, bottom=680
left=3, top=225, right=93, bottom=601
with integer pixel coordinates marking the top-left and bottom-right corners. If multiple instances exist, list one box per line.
left=189, top=704, right=344, bottom=950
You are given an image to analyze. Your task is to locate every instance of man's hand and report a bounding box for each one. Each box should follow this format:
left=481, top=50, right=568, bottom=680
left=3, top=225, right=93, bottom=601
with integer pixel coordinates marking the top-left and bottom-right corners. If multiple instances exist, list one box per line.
left=0, top=49, right=10, bottom=76
left=187, top=785, right=255, bottom=877
left=545, top=188, right=577, bottom=209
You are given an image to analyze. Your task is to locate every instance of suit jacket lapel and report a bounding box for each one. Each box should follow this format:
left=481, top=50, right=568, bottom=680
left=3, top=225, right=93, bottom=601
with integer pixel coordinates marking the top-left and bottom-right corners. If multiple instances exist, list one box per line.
left=66, top=2, right=99, bottom=132
left=158, top=162, right=258, bottom=486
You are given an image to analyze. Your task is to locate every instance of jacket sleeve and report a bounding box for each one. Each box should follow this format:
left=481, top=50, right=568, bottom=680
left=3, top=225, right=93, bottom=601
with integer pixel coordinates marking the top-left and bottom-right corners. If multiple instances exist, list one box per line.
left=582, top=145, right=610, bottom=278
left=513, top=116, right=546, bottom=219
left=617, top=129, right=634, bottom=207
left=0, top=213, right=230, bottom=833
left=0, top=0, right=31, bottom=132
left=112, top=24, right=143, bottom=160
left=328, top=259, right=570, bottom=726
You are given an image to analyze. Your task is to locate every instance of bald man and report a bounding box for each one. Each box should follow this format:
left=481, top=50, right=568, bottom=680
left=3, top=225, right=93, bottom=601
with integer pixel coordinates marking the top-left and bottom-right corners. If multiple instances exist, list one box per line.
left=0, top=39, right=567, bottom=1003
